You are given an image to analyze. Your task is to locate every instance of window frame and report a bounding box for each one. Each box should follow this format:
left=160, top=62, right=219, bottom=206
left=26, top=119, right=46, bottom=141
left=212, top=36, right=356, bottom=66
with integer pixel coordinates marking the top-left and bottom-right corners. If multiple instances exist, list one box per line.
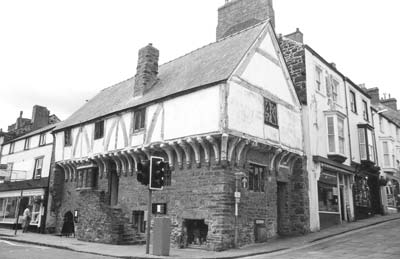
left=9, top=142, right=15, bottom=154
left=264, top=98, right=278, bottom=128
left=133, top=108, right=146, bottom=133
left=349, top=90, right=357, bottom=113
left=331, top=78, right=339, bottom=103
left=24, top=138, right=30, bottom=150
left=64, top=129, right=72, bottom=147
left=326, top=114, right=346, bottom=156
left=315, top=66, right=323, bottom=92
left=39, top=133, right=46, bottom=146
left=248, top=163, right=266, bottom=193
left=94, top=120, right=105, bottom=140
left=358, top=124, right=375, bottom=163
left=33, top=157, right=44, bottom=180
left=362, top=100, right=369, bottom=122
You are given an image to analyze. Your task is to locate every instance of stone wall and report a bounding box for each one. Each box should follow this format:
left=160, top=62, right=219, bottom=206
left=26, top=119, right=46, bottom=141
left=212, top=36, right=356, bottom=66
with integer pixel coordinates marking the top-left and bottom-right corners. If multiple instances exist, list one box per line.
left=279, top=38, right=307, bottom=105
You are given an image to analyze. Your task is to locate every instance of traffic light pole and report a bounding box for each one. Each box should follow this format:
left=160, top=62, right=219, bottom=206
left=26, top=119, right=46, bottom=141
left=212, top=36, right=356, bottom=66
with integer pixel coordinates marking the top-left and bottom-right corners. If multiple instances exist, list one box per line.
left=146, top=188, right=152, bottom=254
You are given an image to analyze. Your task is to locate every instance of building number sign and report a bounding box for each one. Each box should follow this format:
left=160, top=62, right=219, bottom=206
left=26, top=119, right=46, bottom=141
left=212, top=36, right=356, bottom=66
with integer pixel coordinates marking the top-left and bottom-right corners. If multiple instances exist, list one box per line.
left=264, top=98, right=278, bottom=127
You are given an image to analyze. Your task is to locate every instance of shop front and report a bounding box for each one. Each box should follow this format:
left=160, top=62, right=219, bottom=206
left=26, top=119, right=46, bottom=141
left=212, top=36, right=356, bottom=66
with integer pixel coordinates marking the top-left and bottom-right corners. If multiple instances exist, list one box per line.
left=381, top=176, right=400, bottom=214
left=318, top=162, right=355, bottom=229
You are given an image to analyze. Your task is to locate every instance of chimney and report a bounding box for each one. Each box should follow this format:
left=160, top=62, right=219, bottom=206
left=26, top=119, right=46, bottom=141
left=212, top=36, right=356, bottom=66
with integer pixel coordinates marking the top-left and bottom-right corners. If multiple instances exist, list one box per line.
left=216, top=0, right=275, bottom=40
left=285, top=28, right=304, bottom=43
left=32, top=105, right=50, bottom=130
left=381, top=98, right=397, bottom=110
left=134, top=43, right=159, bottom=98
left=366, top=87, right=380, bottom=104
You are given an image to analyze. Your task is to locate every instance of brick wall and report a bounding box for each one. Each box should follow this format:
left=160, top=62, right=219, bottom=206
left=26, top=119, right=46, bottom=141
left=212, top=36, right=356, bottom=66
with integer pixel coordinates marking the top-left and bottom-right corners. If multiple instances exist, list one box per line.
left=279, top=38, right=307, bottom=105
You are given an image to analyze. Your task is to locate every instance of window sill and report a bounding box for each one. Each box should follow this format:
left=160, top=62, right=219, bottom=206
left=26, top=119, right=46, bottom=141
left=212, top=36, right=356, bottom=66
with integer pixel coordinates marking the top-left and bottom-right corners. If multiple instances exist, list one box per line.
left=131, top=129, right=145, bottom=136
left=327, top=154, right=347, bottom=164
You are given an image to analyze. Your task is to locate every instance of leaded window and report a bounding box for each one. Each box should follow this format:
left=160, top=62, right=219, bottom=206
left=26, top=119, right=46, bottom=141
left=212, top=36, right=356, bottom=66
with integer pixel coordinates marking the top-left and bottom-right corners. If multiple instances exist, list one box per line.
left=264, top=98, right=278, bottom=128
left=248, top=163, right=266, bottom=192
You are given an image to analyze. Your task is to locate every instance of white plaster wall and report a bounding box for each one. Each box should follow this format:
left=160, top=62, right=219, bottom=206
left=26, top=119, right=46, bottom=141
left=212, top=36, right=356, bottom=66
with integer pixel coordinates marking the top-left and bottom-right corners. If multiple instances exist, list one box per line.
left=227, top=82, right=302, bottom=151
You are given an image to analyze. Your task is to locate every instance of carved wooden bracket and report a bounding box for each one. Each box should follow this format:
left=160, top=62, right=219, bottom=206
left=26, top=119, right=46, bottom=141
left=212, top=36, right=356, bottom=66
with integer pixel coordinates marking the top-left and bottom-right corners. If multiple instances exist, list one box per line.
left=197, top=137, right=211, bottom=165
left=160, top=143, right=175, bottom=170
left=170, top=142, right=183, bottom=169
left=187, top=137, right=201, bottom=168
left=206, top=136, right=220, bottom=164
left=178, top=140, right=191, bottom=168
left=227, top=137, right=240, bottom=163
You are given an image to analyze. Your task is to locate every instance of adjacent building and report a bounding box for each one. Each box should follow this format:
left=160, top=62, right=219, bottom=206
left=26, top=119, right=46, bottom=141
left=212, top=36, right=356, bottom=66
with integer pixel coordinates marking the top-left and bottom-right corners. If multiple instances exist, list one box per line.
left=0, top=106, right=59, bottom=232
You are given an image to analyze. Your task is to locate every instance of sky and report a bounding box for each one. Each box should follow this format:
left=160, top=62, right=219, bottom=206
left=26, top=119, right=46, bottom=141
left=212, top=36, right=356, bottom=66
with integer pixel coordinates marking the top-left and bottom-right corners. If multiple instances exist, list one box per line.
left=1, top=0, right=399, bottom=131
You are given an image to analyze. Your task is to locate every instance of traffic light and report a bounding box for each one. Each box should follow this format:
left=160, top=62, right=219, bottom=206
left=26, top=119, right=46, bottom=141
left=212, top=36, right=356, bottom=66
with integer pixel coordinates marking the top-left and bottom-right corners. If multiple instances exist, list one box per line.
left=136, top=160, right=150, bottom=185
left=149, top=156, right=168, bottom=190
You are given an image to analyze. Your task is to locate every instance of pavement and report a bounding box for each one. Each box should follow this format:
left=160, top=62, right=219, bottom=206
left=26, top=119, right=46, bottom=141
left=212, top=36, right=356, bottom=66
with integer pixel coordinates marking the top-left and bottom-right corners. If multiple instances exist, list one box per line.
left=1, top=213, right=400, bottom=259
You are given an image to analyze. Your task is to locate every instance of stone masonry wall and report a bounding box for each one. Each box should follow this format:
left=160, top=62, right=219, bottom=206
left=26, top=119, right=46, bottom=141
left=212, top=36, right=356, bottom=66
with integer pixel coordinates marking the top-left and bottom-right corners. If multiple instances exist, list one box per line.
left=279, top=37, right=307, bottom=105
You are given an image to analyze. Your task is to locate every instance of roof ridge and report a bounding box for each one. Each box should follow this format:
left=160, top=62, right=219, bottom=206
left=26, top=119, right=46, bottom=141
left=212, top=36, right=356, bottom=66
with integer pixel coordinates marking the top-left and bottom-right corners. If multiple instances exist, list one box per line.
left=159, top=20, right=269, bottom=68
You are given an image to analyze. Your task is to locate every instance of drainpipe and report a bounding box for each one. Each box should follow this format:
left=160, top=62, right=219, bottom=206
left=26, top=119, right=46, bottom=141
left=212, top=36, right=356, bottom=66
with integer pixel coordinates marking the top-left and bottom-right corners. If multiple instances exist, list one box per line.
left=343, top=78, right=353, bottom=166
left=234, top=172, right=246, bottom=248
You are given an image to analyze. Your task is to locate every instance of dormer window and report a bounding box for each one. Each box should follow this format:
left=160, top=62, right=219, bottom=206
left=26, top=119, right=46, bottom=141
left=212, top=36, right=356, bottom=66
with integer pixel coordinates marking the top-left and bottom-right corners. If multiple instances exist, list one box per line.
left=358, top=124, right=375, bottom=163
left=94, top=121, right=104, bottom=140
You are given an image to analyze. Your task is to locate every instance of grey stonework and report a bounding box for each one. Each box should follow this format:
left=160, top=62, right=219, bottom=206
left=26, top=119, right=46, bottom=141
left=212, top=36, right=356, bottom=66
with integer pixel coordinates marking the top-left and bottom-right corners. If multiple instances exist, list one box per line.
left=278, top=38, right=307, bottom=105
left=51, top=148, right=309, bottom=251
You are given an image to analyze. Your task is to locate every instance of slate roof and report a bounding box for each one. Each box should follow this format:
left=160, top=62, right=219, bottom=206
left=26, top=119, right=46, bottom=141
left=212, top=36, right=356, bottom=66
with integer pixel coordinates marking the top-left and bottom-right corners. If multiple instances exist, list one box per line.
left=54, top=21, right=269, bottom=132
left=372, top=103, right=400, bottom=127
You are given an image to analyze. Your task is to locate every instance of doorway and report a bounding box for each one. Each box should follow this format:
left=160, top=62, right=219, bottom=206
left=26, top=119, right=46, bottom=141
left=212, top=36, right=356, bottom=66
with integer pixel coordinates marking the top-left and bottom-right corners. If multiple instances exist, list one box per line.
left=110, top=170, right=119, bottom=206
left=182, top=219, right=208, bottom=247
left=61, top=211, right=75, bottom=237
left=277, top=182, right=289, bottom=235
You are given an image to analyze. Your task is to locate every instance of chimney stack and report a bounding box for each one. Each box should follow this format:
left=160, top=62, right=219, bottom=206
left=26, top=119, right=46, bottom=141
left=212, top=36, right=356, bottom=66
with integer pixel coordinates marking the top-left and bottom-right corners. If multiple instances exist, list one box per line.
left=381, top=98, right=397, bottom=111
left=366, top=87, right=380, bottom=104
left=134, top=43, right=159, bottom=98
left=216, top=0, right=275, bottom=40
left=284, top=28, right=304, bottom=43
left=32, top=105, right=50, bottom=130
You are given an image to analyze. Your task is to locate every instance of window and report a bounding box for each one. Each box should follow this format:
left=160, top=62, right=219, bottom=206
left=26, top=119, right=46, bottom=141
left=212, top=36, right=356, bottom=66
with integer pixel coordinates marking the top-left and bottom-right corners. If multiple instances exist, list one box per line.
left=350, top=90, right=357, bottom=113
left=33, top=157, right=44, bottom=179
left=379, top=116, right=385, bottom=133
left=248, top=163, right=266, bottom=192
left=24, top=138, right=30, bottom=150
left=331, top=79, right=339, bottom=102
left=327, top=117, right=336, bottom=153
left=325, top=76, right=331, bottom=97
left=76, top=167, right=98, bottom=188
left=362, top=100, right=369, bottom=121
left=383, top=141, right=392, bottom=167
left=264, top=98, right=278, bottom=128
left=94, top=121, right=104, bottom=140
left=9, top=142, right=15, bottom=154
left=132, top=211, right=145, bottom=233
left=318, top=172, right=339, bottom=212
left=64, top=129, right=72, bottom=146
left=39, top=133, right=46, bottom=146
left=397, top=128, right=400, bottom=142
left=315, top=66, right=322, bottom=91
left=358, top=125, right=375, bottom=163
left=133, top=109, right=146, bottom=132
left=338, top=118, right=345, bottom=154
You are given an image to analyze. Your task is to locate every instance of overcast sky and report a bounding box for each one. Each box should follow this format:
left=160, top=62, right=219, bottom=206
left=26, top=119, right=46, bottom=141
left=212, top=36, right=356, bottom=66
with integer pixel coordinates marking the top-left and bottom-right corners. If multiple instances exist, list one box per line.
left=1, top=0, right=399, bottom=131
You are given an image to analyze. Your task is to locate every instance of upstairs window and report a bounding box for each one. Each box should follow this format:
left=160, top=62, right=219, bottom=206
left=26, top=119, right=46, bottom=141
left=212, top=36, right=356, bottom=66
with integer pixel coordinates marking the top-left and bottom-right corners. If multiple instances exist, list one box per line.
left=358, top=124, right=375, bottom=163
left=383, top=141, right=391, bottom=167
left=362, top=100, right=369, bottom=121
left=9, top=142, right=15, bottom=154
left=33, top=157, right=44, bottom=179
left=64, top=129, right=72, bottom=146
left=315, top=66, right=322, bottom=91
left=326, top=115, right=346, bottom=155
left=248, top=163, right=266, bottom=192
left=379, top=116, right=385, bottom=134
left=331, top=79, right=339, bottom=103
left=39, top=133, right=46, bottom=146
left=350, top=90, right=357, bottom=113
left=94, top=121, right=104, bottom=140
left=133, top=109, right=146, bottom=132
left=24, top=138, right=30, bottom=150
left=264, top=98, right=278, bottom=128
left=397, top=128, right=400, bottom=142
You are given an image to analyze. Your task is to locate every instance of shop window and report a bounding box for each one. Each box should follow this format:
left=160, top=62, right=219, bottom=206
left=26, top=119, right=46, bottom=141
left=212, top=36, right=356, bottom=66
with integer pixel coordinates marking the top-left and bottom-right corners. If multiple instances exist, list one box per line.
left=132, top=210, right=145, bottom=233
left=33, top=157, right=44, bottom=179
left=264, top=98, right=278, bottom=128
left=39, top=133, right=46, bottom=146
left=353, top=176, right=371, bottom=208
left=350, top=90, right=357, bottom=113
left=133, top=108, right=146, bottom=132
left=358, top=124, right=375, bottom=163
left=94, top=121, right=104, bottom=140
left=0, top=198, right=5, bottom=220
left=248, top=163, right=266, bottom=192
left=318, top=172, right=339, bottom=212
left=64, top=129, right=72, bottom=146
left=24, top=138, right=30, bottom=150
left=4, top=197, right=18, bottom=219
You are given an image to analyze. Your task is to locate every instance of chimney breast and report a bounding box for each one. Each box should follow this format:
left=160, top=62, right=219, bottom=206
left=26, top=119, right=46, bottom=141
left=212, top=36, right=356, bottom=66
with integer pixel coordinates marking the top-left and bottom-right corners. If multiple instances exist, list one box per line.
left=134, top=43, right=159, bottom=98
left=216, top=0, right=275, bottom=40
left=32, top=105, right=50, bottom=130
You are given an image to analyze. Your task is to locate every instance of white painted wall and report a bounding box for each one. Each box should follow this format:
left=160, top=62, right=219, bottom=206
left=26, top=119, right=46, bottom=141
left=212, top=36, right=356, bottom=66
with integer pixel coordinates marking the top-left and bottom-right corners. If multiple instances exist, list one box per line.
left=54, top=86, right=221, bottom=162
